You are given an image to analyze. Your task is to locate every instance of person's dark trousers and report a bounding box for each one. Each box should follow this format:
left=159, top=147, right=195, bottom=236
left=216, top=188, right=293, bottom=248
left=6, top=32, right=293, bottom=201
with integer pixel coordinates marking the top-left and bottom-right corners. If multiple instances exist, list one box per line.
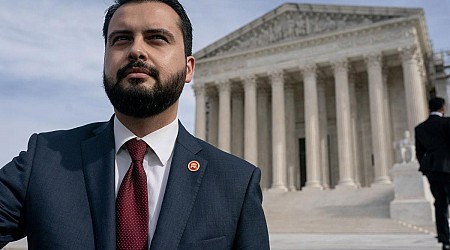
left=427, top=176, right=450, bottom=244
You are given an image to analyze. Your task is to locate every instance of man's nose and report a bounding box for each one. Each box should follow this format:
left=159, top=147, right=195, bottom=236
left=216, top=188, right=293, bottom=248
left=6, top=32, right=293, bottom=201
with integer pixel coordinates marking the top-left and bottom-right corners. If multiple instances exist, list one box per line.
left=128, top=40, right=148, bottom=61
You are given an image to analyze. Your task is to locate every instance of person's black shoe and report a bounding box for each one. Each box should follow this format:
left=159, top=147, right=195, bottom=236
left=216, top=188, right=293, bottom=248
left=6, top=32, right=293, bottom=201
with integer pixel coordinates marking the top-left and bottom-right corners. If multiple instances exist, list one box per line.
left=443, top=243, right=450, bottom=250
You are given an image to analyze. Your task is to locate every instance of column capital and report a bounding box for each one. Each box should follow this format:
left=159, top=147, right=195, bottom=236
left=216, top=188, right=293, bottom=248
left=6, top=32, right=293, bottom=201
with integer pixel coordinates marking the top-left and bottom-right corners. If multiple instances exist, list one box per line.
left=331, top=58, right=348, bottom=73
left=301, top=64, right=317, bottom=78
left=268, top=70, right=285, bottom=84
left=216, top=79, right=231, bottom=92
left=191, top=83, right=206, bottom=97
left=364, top=53, right=383, bottom=70
left=398, top=45, right=419, bottom=63
left=242, top=75, right=257, bottom=89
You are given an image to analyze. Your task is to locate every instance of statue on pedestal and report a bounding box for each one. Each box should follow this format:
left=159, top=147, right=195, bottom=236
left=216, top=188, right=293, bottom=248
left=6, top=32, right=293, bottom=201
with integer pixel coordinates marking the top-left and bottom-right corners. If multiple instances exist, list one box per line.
left=394, top=130, right=417, bottom=164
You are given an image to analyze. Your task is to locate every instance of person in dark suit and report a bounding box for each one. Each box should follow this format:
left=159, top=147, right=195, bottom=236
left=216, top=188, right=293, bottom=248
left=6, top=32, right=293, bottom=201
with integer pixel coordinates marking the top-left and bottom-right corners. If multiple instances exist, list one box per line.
left=416, top=97, right=450, bottom=250
left=0, top=0, right=270, bottom=249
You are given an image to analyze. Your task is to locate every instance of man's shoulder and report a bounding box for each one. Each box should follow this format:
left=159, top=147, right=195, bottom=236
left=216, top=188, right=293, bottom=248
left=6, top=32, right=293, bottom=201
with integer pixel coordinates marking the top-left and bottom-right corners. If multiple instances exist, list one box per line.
left=37, top=120, right=111, bottom=142
left=416, top=116, right=450, bottom=129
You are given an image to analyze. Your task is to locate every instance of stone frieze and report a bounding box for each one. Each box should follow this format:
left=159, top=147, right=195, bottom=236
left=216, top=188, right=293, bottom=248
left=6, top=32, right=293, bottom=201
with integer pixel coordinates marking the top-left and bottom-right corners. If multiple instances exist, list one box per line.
left=200, top=10, right=398, bottom=59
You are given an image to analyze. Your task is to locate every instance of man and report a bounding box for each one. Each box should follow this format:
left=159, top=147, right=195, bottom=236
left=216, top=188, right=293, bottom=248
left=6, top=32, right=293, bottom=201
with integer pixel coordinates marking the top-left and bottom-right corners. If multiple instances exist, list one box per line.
left=416, top=97, right=450, bottom=250
left=0, top=0, right=270, bottom=249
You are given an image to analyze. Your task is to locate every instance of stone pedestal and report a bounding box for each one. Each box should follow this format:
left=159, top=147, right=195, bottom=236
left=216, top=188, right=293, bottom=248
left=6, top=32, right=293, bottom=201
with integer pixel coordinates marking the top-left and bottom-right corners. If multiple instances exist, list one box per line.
left=389, top=162, right=434, bottom=226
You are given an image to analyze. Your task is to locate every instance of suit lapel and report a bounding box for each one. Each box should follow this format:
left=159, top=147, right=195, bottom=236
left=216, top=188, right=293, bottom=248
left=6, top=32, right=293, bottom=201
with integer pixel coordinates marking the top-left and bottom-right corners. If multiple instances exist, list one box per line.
left=81, top=119, right=116, bottom=250
left=150, top=123, right=206, bottom=250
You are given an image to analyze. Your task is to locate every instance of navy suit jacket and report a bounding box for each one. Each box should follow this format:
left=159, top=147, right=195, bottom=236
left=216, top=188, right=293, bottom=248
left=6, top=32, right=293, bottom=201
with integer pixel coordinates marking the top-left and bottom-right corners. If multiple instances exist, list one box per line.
left=415, top=114, right=450, bottom=175
left=0, top=118, right=269, bottom=249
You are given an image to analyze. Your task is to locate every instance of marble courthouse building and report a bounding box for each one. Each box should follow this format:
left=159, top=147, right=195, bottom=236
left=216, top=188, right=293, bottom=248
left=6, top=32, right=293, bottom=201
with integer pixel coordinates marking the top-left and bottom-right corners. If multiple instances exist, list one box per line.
left=191, top=3, right=434, bottom=191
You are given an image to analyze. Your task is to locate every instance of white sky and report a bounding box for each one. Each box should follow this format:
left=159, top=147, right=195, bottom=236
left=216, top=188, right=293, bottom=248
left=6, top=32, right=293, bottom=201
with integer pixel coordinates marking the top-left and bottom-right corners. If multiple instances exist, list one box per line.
left=1, top=0, right=449, bottom=165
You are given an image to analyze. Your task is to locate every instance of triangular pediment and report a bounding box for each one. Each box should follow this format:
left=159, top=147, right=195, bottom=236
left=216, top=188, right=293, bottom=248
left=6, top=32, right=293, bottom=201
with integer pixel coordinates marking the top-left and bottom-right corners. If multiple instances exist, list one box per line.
left=194, top=3, right=423, bottom=60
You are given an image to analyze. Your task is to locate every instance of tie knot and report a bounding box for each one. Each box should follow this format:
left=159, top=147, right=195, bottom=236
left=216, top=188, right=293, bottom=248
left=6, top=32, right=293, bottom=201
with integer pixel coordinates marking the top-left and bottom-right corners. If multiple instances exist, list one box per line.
left=125, top=138, right=147, bottom=162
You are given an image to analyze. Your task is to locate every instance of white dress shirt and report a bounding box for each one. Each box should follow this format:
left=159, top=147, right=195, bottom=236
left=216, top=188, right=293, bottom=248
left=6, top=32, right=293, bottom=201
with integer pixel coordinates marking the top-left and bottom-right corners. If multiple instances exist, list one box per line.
left=430, top=111, right=443, bottom=117
left=113, top=116, right=178, bottom=244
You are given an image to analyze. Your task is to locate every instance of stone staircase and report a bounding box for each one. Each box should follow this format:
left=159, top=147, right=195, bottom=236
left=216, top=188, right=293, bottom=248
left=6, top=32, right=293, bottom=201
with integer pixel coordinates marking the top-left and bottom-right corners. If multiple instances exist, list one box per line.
left=5, top=185, right=438, bottom=250
left=263, top=185, right=436, bottom=234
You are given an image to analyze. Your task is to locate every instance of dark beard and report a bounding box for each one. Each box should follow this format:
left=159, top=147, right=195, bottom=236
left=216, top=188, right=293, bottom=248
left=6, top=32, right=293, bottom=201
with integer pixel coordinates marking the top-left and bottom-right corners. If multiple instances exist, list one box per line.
left=103, top=61, right=186, bottom=118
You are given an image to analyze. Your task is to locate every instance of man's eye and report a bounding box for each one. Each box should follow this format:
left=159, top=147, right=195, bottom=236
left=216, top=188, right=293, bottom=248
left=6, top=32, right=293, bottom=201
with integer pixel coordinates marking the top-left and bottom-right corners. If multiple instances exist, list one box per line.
left=149, top=35, right=168, bottom=42
left=111, top=36, right=130, bottom=45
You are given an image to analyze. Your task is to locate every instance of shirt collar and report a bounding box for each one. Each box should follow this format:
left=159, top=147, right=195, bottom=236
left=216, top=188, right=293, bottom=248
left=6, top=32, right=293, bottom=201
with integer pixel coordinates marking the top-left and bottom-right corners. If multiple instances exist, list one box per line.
left=114, top=116, right=179, bottom=166
left=430, top=111, right=443, bottom=117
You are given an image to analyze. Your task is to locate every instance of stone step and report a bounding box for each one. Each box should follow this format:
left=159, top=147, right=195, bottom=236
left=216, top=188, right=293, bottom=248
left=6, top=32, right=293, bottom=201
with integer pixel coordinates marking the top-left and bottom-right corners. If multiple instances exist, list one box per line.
left=262, top=185, right=436, bottom=234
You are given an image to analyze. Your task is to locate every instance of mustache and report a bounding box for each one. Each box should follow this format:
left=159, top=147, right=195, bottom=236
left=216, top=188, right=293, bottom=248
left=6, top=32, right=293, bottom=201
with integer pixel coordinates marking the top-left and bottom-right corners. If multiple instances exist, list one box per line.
left=116, top=61, right=160, bottom=82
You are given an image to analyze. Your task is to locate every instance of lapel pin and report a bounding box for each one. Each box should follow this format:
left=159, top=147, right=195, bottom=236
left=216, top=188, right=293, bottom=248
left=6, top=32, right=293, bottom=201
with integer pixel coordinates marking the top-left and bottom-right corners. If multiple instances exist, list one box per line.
left=188, top=160, right=200, bottom=172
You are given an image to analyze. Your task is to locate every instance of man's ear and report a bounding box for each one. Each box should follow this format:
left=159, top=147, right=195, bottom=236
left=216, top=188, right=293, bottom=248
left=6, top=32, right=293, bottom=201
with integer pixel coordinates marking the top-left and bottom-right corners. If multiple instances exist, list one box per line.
left=185, top=56, right=195, bottom=83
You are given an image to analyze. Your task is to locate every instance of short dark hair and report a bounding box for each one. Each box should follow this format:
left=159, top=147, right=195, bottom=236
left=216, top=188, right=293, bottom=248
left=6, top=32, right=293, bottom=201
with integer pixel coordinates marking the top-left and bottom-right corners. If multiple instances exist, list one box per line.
left=428, top=97, right=446, bottom=112
left=103, top=0, right=193, bottom=56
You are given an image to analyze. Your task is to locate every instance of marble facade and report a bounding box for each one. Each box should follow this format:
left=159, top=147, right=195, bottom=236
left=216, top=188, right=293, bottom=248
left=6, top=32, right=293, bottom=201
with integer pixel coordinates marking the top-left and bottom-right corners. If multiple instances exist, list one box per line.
left=192, top=3, right=433, bottom=190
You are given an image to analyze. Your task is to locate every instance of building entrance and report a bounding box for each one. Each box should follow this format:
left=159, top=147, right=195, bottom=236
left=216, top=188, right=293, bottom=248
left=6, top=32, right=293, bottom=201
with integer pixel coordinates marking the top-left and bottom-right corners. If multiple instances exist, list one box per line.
left=298, top=138, right=307, bottom=189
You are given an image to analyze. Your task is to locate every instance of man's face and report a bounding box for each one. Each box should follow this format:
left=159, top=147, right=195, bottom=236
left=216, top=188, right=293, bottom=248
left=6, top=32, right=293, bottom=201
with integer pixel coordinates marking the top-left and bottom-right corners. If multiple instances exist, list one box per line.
left=103, top=2, right=194, bottom=118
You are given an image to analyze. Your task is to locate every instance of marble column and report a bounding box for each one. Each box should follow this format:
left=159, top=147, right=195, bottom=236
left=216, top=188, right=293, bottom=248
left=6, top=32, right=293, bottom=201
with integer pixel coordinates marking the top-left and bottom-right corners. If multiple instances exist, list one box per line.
left=270, top=70, right=288, bottom=191
left=366, top=53, right=392, bottom=185
left=332, top=59, right=357, bottom=188
left=243, top=76, right=258, bottom=165
left=193, top=83, right=206, bottom=140
left=285, top=82, right=298, bottom=191
left=258, top=85, right=272, bottom=189
left=399, top=45, right=428, bottom=136
left=382, top=68, right=394, bottom=170
left=217, top=80, right=231, bottom=153
left=349, top=74, right=361, bottom=187
left=302, top=64, right=322, bottom=189
left=318, top=79, right=330, bottom=189
left=231, top=88, right=244, bottom=158
left=207, top=90, right=219, bottom=147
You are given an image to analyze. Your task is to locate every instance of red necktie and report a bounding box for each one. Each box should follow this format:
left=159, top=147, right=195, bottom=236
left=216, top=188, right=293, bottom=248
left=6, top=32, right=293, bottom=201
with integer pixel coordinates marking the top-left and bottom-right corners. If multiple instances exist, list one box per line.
left=116, top=138, right=149, bottom=250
